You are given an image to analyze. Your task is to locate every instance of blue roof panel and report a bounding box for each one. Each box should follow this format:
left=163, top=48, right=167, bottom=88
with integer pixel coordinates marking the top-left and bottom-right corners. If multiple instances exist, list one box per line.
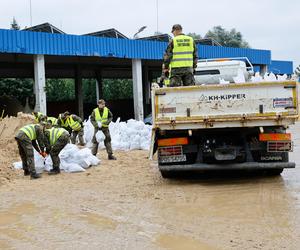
left=269, top=60, right=293, bottom=74
left=0, top=28, right=274, bottom=65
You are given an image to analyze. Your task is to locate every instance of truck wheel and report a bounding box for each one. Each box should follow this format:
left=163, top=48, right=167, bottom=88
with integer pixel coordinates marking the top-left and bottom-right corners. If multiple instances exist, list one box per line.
left=267, top=168, right=284, bottom=175
left=160, top=170, right=176, bottom=179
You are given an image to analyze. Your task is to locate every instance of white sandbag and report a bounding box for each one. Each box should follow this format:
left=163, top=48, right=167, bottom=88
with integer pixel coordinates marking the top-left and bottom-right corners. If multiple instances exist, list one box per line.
left=61, top=162, right=85, bottom=173
left=96, top=130, right=105, bottom=143
left=13, top=161, right=22, bottom=169
left=88, top=155, right=101, bottom=165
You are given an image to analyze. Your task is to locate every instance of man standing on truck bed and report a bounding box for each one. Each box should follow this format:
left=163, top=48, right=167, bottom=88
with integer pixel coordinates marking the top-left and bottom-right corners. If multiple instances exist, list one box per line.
left=163, top=24, right=198, bottom=87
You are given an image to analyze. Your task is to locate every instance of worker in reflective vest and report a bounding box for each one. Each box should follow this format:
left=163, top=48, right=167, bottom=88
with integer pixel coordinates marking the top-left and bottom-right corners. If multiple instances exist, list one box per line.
left=163, top=24, right=198, bottom=87
left=32, top=111, right=44, bottom=123
left=57, top=112, right=70, bottom=131
left=47, top=116, right=58, bottom=126
left=15, top=123, right=47, bottom=179
left=44, top=125, right=70, bottom=175
left=90, top=99, right=116, bottom=160
left=66, top=113, right=85, bottom=146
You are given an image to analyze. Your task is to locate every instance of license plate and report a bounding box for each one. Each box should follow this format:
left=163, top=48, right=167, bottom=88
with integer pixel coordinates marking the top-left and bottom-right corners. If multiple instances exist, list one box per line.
left=159, top=154, right=186, bottom=163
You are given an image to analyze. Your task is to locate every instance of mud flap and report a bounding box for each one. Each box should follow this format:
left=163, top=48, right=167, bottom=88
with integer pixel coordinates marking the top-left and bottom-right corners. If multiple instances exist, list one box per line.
left=149, top=129, right=156, bottom=160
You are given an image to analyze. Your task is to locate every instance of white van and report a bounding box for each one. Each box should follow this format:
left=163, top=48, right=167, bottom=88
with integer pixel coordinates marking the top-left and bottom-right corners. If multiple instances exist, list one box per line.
left=194, top=57, right=254, bottom=84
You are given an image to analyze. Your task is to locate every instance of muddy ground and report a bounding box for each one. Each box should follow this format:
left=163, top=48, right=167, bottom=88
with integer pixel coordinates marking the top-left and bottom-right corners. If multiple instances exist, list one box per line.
left=0, top=117, right=300, bottom=250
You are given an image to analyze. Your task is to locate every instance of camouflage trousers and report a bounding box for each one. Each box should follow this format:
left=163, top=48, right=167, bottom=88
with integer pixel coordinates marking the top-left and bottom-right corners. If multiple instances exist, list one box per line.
left=15, top=133, right=36, bottom=174
left=170, top=67, right=195, bottom=87
left=91, top=127, right=113, bottom=156
left=70, top=127, right=85, bottom=146
left=50, top=133, right=70, bottom=169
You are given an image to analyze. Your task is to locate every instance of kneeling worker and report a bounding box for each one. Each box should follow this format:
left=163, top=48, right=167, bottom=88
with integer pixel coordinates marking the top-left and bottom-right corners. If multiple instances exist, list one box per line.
left=90, top=99, right=116, bottom=160
left=44, top=124, right=70, bottom=175
left=15, top=123, right=47, bottom=179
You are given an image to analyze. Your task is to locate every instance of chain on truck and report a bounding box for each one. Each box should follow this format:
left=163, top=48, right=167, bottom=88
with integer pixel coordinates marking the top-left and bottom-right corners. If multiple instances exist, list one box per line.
left=150, top=58, right=299, bottom=178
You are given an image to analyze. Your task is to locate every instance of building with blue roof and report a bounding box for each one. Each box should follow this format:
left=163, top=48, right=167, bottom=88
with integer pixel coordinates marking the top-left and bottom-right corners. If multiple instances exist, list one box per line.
left=0, top=24, right=294, bottom=119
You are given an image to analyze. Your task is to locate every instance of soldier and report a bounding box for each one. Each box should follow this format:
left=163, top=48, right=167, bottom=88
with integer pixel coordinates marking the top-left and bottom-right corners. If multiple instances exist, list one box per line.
left=44, top=124, right=70, bottom=175
left=32, top=111, right=44, bottom=123
left=65, top=113, right=85, bottom=146
left=47, top=116, right=58, bottom=126
left=15, top=123, right=47, bottom=179
left=90, top=99, right=116, bottom=160
left=163, top=24, right=198, bottom=87
left=57, top=111, right=70, bottom=131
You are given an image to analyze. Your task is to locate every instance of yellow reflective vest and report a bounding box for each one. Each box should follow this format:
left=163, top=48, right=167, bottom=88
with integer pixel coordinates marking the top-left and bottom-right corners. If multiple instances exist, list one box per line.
left=67, top=116, right=81, bottom=131
left=170, top=35, right=194, bottom=68
left=58, top=114, right=69, bottom=128
left=20, top=124, right=37, bottom=140
left=47, top=127, right=67, bottom=146
left=47, top=117, right=58, bottom=126
left=94, top=107, right=109, bottom=127
left=34, top=112, right=43, bottom=123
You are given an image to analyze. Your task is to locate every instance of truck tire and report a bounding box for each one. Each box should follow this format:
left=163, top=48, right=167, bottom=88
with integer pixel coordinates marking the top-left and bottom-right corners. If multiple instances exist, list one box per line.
left=160, top=170, right=176, bottom=179
left=267, top=168, right=284, bottom=176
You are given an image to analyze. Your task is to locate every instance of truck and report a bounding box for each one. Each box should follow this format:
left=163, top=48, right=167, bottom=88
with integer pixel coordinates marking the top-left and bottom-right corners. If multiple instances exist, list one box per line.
left=150, top=59, right=299, bottom=178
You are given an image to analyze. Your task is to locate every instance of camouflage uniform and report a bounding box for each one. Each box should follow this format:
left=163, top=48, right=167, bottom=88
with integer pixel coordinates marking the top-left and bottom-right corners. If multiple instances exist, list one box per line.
left=44, top=129, right=70, bottom=170
left=163, top=33, right=198, bottom=87
left=15, top=124, right=45, bottom=175
left=90, top=108, right=113, bottom=156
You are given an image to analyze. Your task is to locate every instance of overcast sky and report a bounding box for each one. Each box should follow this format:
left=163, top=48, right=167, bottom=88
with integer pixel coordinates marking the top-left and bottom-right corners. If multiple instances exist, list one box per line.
left=0, top=0, right=299, bottom=69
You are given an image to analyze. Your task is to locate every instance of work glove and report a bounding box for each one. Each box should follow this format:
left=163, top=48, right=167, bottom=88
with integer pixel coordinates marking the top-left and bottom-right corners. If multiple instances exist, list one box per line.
left=97, top=121, right=102, bottom=129
left=39, top=152, right=47, bottom=158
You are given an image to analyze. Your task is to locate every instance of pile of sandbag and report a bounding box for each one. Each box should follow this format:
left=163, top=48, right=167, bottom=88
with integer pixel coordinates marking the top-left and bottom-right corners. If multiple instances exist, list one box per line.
left=13, top=144, right=100, bottom=173
left=84, top=118, right=152, bottom=151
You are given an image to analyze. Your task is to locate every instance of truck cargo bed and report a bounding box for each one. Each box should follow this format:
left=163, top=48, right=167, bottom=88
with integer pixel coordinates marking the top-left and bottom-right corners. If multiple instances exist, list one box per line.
left=153, top=81, right=298, bottom=130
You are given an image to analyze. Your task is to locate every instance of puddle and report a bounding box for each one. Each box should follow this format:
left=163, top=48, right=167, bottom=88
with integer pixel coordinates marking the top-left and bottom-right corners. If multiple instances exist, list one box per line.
left=78, top=212, right=118, bottom=230
left=156, top=234, right=217, bottom=250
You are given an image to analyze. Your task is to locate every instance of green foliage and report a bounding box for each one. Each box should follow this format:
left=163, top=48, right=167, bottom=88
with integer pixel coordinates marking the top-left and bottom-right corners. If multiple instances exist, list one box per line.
left=83, top=79, right=96, bottom=103
left=10, top=17, right=20, bottom=30
left=205, top=26, right=250, bottom=48
left=0, top=78, right=33, bottom=105
left=103, top=79, right=133, bottom=100
left=187, top=32, right=202, bottom=40
left=45, top=79, right=75, bottom=101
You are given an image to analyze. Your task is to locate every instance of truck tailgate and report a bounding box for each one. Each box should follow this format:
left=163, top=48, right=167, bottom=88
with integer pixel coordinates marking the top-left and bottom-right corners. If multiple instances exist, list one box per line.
left=153, top=81, right=298, bottom=129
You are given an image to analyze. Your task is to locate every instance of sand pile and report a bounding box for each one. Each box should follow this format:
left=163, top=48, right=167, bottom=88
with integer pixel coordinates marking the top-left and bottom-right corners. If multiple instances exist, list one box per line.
left=0, top=112, right=34, bottom=185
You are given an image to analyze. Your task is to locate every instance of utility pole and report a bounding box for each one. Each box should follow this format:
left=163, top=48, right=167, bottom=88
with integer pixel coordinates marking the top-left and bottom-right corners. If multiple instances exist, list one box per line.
left=29, top=0, right=33, bottom=26
left=156, top=0, right=159, bottom=33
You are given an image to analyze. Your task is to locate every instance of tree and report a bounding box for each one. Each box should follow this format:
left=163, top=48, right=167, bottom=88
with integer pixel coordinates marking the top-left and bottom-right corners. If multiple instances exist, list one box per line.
left=45, top=79, right=75, bottom=101
left=10, top=17, right=20, bottom=30
left=0, top=78, right=33, bottom=105
left=187, top=32, right=202, bottom=40
left=205, top=26, right=250, bottom=48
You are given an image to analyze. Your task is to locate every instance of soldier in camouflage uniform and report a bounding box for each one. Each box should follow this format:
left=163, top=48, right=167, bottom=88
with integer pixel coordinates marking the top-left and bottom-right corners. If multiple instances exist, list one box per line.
left=32, top=111, right=44, bottom=123
left=163, top=24, right=198, bottom=87
left=57, top=111, right=84, bottom=146
left=44, top=124, right=70, bottom=174
left=67, top=114, right=85, bottom=146
left=15, top=123, right=46, bottom=179
left=90, top=99, right=116, bottom=160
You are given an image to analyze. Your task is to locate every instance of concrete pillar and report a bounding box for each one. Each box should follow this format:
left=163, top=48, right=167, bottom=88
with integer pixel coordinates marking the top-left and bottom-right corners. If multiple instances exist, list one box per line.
left=75, top=66, right=84, bottom=118
left=132, top=59, right=144, bottom=121
left=33, top=55, right=47, bottom=114
left=260, top=65, right=268, bottom=75
left=95, top=79, right=100, bottom=103
left=95, top=71, right=103, bottom=101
